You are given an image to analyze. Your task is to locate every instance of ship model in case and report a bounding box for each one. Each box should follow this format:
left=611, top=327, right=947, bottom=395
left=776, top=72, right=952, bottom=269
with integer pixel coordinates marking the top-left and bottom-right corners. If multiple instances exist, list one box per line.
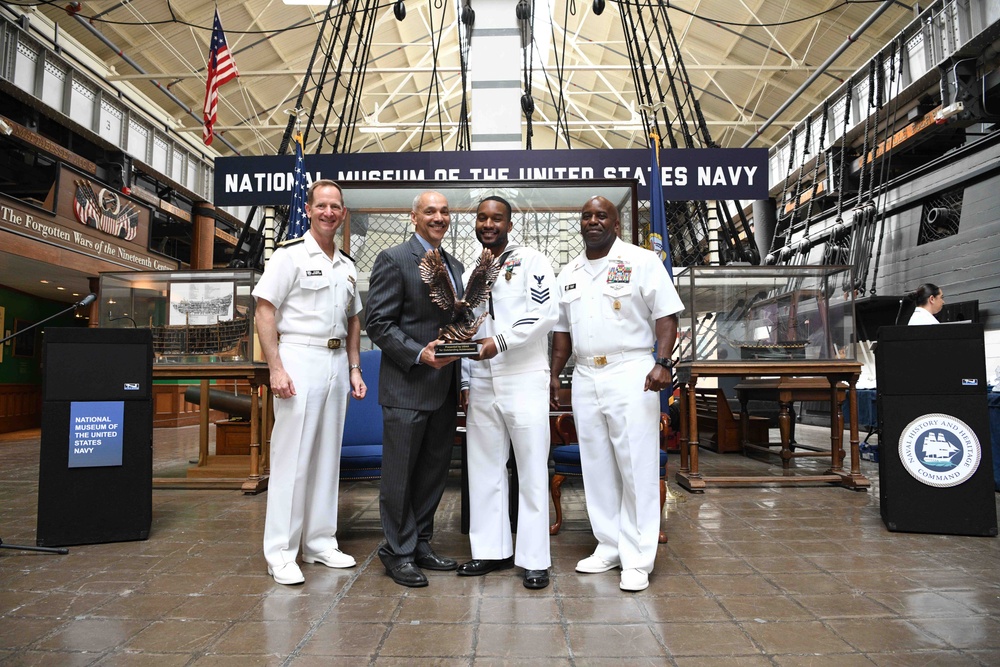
left=98, top=270, right=260, bottom=364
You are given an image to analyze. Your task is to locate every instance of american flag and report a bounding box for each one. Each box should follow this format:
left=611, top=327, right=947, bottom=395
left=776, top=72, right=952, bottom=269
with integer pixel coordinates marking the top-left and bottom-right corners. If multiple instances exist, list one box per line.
left=203, top=10, right=238, bottom=146
left=285, top=133, right=309, bottom=240
left=73, top=180, right=139, bottom=241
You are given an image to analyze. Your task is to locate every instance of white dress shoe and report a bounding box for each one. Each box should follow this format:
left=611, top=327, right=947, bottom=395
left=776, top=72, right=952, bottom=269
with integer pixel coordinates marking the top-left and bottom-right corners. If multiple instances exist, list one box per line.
left=619, top=568, right=649, bottom=592
left=302, top=548, right=356, bottom=569
left=267, top=562, right=305, bottom=585
left=575, top=553, right=621, bottom=573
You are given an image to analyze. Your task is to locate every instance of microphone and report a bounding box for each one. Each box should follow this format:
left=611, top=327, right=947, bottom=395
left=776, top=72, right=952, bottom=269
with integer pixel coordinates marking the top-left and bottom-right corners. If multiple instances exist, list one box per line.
left=76, top=294, right=97, bottom=308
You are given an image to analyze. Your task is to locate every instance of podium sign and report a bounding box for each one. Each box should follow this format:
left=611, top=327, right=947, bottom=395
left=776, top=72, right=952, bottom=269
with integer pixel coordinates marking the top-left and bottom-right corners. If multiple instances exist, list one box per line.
left=68, top=401, right=125, bottom=468
left=875, top=324, right=997, bottom=536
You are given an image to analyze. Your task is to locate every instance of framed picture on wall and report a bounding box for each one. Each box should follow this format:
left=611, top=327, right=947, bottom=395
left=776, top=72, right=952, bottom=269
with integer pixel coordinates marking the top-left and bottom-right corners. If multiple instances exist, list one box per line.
left=12, top=319, right=37, bottom=358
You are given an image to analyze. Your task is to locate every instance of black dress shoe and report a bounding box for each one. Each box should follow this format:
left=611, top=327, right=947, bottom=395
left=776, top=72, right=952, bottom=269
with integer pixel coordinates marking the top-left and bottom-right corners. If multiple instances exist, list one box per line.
left=385, top=562, right=428, bottom=587
left=456, top=556, right=515, bottom=576
left=414, top=551, right=458, bottom=571
left=523, top=569, right=550, bottom=589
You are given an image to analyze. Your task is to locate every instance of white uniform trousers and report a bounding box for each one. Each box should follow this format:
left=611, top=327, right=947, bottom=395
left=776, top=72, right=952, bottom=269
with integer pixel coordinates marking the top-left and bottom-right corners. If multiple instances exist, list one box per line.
left=466, top=370, right=551, bottom=570
left=263, top=344, right=348, bottom=569
left=571, top=357, right=661, bottom=573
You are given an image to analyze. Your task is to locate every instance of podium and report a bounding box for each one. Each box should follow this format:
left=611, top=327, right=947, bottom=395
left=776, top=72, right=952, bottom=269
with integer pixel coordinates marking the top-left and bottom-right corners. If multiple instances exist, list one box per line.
left=36, top=328, right=154, bottom=546
left=875, top=323, right=997, bottom=536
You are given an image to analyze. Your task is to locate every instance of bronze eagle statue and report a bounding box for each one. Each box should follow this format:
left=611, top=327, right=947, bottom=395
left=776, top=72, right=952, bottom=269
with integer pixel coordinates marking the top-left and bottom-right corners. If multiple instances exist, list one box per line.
left=419, top=248, right=501, bottom=343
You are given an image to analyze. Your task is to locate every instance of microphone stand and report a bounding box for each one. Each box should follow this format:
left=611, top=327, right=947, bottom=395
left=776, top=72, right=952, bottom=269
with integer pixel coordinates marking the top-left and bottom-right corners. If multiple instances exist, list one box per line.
left=0, top=294, right=94, bottom=556
left=0, top=294, right=96, bottom=346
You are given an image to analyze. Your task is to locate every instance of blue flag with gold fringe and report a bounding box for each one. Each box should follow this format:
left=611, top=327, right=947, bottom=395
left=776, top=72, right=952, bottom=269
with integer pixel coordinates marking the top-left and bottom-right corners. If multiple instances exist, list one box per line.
left=647, top=131, right=674, bottom=279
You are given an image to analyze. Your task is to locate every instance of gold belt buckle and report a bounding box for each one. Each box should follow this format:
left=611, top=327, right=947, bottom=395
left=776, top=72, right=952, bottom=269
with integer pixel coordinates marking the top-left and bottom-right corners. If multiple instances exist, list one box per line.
left=593, top=355, right=607, bottom=367
left=327, top=338, right=342, bottom=349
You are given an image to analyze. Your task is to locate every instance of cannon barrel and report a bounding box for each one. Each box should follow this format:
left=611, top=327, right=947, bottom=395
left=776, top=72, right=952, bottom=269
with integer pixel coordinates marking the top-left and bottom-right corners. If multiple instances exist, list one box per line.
left=182, top=386, right=253, bottom=419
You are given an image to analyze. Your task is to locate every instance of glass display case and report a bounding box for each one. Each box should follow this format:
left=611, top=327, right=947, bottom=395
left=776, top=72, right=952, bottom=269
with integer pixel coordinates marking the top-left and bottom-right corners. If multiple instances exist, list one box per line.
left=675, top=265, right=856, bottom=364
left=98, top=269, right=260, bottom=364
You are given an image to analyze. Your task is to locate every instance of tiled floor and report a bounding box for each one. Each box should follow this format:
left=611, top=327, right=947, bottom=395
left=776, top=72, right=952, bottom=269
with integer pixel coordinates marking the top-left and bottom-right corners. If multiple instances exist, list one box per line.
left=1, top=423, right=999, bottom=666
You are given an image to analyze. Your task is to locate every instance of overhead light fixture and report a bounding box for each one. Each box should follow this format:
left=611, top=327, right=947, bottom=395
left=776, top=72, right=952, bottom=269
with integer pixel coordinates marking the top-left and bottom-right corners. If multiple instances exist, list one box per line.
left=282, top=0, right=340, bottom=5
left=359, top=126, right=399, bottom=134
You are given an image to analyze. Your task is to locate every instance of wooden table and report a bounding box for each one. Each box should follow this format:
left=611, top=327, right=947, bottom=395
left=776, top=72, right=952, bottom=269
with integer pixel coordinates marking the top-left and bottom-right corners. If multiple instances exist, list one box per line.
left=734, top=377, right=847, bottom=468
left=675, top=361, right=870, bottom=492
left=153, top=363, right=271, bottom=493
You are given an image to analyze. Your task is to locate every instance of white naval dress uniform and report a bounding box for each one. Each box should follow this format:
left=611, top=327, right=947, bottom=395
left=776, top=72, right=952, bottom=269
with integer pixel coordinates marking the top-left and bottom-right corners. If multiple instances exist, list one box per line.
left=554, top=237, right=683, bottom=573
left=252, top=233, right=362, bottom=570
left=907, top=307, right=939, bottom=325
left=461, top=243, right=558, bottom=569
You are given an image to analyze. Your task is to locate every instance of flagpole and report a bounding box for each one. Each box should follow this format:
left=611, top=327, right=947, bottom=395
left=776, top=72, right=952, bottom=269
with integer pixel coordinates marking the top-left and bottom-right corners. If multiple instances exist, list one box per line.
left=282, top=108, right=310, bottom=245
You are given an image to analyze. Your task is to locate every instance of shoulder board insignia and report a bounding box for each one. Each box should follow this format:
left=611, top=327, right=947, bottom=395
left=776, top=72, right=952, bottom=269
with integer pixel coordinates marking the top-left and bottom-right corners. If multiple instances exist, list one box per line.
left=339, top=249, right=355, bottom=263
left=279, top=236, right=305, bottom=247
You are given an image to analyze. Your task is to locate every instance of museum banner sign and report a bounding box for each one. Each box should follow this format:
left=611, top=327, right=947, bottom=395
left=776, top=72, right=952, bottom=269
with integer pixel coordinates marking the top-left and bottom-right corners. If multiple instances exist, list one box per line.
left=214, top=147, right=770, bottom=206
left=0, top=165, right=178, bottom=271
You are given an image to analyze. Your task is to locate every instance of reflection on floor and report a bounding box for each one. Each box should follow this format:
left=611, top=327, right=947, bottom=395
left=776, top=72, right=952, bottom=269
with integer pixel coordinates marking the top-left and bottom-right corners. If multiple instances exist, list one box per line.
left=1, top=423, right=999, bottom=666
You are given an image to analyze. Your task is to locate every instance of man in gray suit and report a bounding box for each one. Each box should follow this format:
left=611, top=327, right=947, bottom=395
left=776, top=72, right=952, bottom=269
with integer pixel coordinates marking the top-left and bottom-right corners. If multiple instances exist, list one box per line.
left=365, top=190, right=465, bottom=587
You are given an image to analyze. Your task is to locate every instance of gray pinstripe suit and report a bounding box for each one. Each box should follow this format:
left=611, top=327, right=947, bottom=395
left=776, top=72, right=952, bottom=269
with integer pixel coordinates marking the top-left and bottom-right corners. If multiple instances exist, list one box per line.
left=365, top=234, right=465, bottom=569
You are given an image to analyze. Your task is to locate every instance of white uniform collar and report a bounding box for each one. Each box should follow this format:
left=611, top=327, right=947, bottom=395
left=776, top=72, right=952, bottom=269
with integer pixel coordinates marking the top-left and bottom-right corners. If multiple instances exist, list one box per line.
left=496, top=242, right=521, bottom=258
left=572, top=237, right=625, bottom=273
left=303, top=230, right=342, bottom=263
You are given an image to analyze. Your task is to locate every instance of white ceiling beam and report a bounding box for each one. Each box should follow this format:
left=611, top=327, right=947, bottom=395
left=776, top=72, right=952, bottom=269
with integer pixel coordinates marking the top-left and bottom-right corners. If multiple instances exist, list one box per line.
left=104, top=65, right=858, bottom=80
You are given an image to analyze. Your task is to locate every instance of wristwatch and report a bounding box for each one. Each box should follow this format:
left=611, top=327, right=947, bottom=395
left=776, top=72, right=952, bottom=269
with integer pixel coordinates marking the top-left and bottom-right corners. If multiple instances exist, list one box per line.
left=349, top=364, right=362, bottom=374
left=655, top=357, right=674, bottom=370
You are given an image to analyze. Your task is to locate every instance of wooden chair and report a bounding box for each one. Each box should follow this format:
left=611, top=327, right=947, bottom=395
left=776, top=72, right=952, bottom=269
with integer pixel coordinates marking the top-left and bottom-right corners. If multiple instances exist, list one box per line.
left=550, top=412, right=670, bottom=543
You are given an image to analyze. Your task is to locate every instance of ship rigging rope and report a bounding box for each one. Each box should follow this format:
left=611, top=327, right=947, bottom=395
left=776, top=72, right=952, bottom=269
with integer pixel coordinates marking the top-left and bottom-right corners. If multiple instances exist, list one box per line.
left=230, top=1, right=339, bottom=268
left=798, top=101, right=829, bottom=263
left=787, top=116, right=813, bottom=262
left=663, top=0, right=757, bottom=264
left=521, top=2, right=535, bottom=150
left=851, top=54, right=888, bottom=294
left=844, top=60, right=878, bottom=293
left=418, top=1, right=450, bottom=151
left=823, top=76, right=854, bottom=266
left=769, top=126, right=797, bottom=264
left=551, top=0, right=574, bottom=148
left=310, top=5, right=354, bottom=153
left=869, top=37, right=904, bottom=296
left=456, top=0, right=473, bottom=151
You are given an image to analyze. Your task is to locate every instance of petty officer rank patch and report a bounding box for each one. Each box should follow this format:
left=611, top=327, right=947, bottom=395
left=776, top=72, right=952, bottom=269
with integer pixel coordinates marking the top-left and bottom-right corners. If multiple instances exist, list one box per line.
left=306, top=270, right=323, bottom=276
left=531, top=274, right=550, bottom=303
left=607, top=261, right=632, bottom=284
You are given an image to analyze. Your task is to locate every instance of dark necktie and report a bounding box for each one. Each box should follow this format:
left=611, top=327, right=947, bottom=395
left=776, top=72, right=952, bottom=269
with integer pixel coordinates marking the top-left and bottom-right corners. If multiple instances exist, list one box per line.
left=440, top=250, right=458, bottom=294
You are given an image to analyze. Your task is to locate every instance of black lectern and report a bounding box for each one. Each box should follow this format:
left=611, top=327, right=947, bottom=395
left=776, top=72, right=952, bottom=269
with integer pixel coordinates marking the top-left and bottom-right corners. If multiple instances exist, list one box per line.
left=875, top=323, right=997, bottom=536
left=36, top=328, right=154, bottom=547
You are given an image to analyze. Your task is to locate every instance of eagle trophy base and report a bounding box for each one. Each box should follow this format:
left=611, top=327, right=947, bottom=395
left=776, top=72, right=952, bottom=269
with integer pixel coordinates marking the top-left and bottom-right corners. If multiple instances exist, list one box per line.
left=435, top=341, right=480, bottom=358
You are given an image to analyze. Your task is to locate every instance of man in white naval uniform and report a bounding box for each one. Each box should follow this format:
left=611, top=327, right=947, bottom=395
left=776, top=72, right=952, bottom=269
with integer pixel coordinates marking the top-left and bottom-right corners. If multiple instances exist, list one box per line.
left=253, top=179, right=367, bottom=585
left=458, top=196, right=558, bottom=589
left=549, top=195, right=682, bottom=592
